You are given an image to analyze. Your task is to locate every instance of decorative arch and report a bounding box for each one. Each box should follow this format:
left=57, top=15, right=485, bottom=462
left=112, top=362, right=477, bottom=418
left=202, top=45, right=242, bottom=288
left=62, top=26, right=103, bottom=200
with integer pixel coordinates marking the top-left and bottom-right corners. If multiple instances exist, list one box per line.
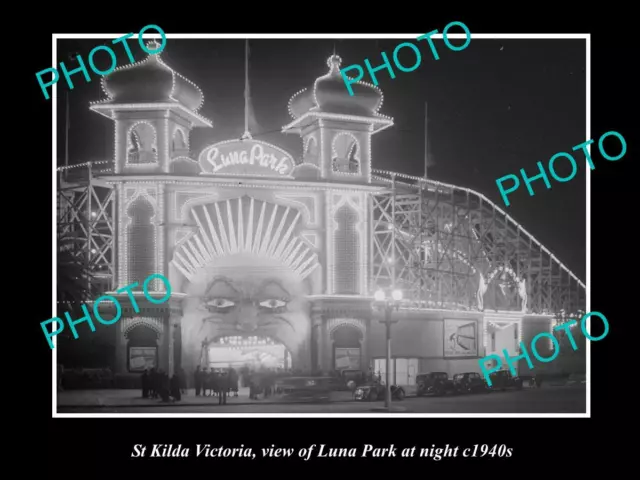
left=328, top=319, right=365, bottom=371
left=327, top=317, right=366, bottom=337
left=333, top=204, right=361, bottom=294
left=122, top=317, right=164, bottom=338
left=331, top=132, right=360, bottom=174
left=125, top=321, right=161, bottom=372
left=127, top=121, right=158, bottom=164
left=482, top=265, right=527, bottom=312
left=125, top=194, right=157, bottom=290
left=303, top=135, right=319, bottom=163
left=172, top=127, right=188, bottom=152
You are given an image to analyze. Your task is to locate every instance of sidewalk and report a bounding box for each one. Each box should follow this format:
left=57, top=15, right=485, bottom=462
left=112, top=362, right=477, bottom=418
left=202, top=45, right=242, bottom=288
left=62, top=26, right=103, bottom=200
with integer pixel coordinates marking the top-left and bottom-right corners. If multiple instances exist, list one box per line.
left=57, top=382, right=573, bottom=408
left=57, top=387, right=356, bottom=408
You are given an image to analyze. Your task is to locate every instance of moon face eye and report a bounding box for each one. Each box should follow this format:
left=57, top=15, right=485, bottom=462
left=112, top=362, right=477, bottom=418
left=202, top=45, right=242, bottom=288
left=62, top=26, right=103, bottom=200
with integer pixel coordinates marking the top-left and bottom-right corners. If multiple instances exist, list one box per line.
left=206, top=298, right=235, bottom=310
left=258, top=299, right=287, bottom=309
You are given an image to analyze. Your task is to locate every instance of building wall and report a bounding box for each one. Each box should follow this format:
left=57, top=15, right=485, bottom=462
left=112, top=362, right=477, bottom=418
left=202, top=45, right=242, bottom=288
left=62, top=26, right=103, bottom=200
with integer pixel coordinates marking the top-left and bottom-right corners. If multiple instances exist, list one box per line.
left=367, top=310, right=484, bottom=378
left=519, top=315, right=553, bottom=376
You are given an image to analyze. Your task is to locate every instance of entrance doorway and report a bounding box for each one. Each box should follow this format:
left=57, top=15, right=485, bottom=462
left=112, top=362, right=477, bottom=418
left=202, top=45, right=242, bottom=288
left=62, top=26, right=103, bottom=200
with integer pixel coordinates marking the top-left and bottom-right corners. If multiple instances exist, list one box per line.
left=373, top=358, right=419, bottom=386
left=485, top=317, right=521, bottom=375
left=331, top=325, right=363, bottom=372
left=207, top=336, right=290, bottom=370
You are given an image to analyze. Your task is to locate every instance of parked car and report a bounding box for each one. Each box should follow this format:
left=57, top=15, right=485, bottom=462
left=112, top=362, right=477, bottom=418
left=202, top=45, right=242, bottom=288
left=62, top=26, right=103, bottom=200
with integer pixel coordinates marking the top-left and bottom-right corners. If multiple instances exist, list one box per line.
left=416, top=372, right=455, bottom=396
left=354, top=381, right=405, bottom=401
left=452, top=372, right=488, bottom=394
left=277, top=376, right=332, bottom=403
left=488, top=370, right=523, bottom=391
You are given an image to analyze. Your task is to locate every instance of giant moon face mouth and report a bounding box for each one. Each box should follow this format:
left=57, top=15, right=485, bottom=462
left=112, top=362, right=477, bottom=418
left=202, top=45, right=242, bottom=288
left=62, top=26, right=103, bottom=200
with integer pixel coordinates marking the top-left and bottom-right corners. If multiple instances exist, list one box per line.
left=207, top=335, right=289, bottom=369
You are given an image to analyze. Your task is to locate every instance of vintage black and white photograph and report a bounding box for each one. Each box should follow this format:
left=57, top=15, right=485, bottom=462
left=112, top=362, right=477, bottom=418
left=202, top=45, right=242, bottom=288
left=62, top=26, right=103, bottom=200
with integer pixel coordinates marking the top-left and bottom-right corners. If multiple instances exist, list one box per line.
left=54, top=34, right=587, bottom=415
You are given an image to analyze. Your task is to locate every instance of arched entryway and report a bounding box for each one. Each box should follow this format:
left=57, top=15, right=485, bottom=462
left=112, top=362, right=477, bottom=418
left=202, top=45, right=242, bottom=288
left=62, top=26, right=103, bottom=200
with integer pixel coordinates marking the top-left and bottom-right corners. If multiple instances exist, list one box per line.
left=126, top=324, right=159, bottom=372
left=330, top=324, right=364, bottom=372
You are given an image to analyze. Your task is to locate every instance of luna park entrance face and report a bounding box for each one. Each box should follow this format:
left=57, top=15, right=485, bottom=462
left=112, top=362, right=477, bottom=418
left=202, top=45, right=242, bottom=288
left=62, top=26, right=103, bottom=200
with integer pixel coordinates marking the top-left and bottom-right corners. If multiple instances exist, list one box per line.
left=204, top=336, right=291, bottom=370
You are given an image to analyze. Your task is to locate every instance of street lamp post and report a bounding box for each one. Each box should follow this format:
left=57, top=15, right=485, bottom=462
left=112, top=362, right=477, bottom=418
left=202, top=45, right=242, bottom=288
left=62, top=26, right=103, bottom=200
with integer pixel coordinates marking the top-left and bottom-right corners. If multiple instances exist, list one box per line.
left=373, top=288, right=403, bottom=411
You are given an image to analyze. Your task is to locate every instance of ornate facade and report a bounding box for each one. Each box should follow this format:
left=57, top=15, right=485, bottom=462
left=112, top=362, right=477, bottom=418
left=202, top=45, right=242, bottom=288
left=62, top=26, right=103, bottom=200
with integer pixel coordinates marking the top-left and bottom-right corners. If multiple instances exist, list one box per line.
left=57, top=44, right=586, bottom=384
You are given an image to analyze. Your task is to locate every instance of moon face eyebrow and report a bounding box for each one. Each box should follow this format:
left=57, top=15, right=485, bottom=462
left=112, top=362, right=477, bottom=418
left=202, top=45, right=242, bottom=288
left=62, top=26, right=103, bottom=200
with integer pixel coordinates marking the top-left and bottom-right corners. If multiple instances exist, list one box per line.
left=255, top=279, right=291, bottom=298
left=205, top=276, right=240, bottom=297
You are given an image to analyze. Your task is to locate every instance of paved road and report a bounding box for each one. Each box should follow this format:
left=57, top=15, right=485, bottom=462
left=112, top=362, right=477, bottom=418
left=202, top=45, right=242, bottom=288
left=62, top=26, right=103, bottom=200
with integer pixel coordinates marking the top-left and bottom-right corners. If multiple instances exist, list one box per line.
left=58, top=385, right=585, bottom=414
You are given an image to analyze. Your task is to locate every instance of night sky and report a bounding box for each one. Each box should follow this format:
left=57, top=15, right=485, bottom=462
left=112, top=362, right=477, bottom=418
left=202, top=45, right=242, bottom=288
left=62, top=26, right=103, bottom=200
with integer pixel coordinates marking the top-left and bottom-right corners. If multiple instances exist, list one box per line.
left=55, top=37, right=586, bottom=279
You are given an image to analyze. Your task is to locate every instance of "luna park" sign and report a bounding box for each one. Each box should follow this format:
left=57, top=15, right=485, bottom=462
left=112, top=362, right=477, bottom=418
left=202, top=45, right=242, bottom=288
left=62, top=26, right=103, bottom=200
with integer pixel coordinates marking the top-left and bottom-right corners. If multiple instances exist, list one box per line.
left=198, top=139, right=295, bottom=176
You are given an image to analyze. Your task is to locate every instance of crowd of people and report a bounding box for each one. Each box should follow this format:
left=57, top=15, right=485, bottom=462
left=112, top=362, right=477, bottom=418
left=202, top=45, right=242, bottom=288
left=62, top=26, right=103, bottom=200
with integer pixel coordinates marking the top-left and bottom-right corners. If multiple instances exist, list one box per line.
left=140, top=365, right=380, bottom=403
left=193, top=366, right=239, bottom=404
left=140, top=368, right=186, bottom=403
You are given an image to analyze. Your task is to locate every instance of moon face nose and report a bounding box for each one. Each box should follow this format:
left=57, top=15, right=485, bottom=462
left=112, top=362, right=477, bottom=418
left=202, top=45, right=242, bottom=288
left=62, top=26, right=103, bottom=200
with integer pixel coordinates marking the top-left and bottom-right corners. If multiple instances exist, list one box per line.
left=237, top=321, right=258, bottom=332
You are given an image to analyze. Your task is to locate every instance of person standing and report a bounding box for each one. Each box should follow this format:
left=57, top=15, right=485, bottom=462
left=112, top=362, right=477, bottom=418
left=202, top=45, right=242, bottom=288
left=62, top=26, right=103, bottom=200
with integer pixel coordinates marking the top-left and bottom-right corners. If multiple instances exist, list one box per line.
left=218, top=371, right=228, bottom=405
left=229, top=367, right=239, bottom=397
left=202, top=368, right=210, bottom=397
left=170, top=373, right=181, bottom=401
left=194, top=366, right=202, bottom=396
left=179, top=367, right=186, bottom=395
left=149, top=368, right=158, bottom=399
left=141, top=369, right=149, bottom=398
left=249, top=371, right=258, bottom=400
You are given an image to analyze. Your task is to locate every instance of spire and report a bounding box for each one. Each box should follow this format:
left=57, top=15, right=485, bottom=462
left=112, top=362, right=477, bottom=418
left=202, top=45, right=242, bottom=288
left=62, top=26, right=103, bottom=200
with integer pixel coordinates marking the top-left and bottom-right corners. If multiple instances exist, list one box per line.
left=242, top=39, right=252, bottom=140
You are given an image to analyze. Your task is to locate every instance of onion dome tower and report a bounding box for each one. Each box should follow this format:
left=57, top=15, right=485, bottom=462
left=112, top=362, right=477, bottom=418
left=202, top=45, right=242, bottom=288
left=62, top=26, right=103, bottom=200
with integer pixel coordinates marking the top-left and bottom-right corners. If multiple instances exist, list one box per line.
left=282, top=54, right=393, bottom=183
left=90, top=40, right=212, bottom=174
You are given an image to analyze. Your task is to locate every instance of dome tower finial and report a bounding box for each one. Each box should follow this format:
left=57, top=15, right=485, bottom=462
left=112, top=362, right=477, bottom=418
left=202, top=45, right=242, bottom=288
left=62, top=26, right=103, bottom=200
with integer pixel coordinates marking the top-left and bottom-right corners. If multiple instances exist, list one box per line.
left=146, top=39, right=162, bottom=55
left=327, top=54, right=342, bottom=72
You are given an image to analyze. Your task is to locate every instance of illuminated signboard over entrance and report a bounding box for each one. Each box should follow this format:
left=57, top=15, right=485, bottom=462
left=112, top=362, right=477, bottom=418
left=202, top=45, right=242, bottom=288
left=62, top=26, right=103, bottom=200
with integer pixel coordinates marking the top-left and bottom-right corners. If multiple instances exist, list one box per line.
left=198, top=139, right=295, bottom=176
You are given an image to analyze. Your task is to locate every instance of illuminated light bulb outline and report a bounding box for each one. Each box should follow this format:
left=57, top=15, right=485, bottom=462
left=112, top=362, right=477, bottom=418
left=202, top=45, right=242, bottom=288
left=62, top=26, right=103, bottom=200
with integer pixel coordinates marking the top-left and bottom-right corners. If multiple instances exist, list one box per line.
left=56, top=160, right=110, bottom=172
left=119, top=187, right=159, bottom=290
left=291, top=163, right=322, bottom=179
left=286, top=55, right=387, bottom=121
left=325, top=191, right=334, bottom=293
left=273, top=192, right=321, bottom=251
left=172, top=126, right=190, bottom=152
left=287, top=88, right=308, bottom=119
left=92, top=45, right=205, bottom=113
left=91, top=102, right=212, bottom=127
left=122, top=317, right=164, bottom=337
left=360, top=190, right=369, bottom=293
left=197, top=138, right=296, bottom=176
left=171, top=197, right=320, bottom=283
left=302, top=134, right=319, bottom=164
left=484, top=312, right=524, bottom=351
left=107, top=179, right=386, bottom=195
left=548, top=320, right=556, bottom=350
left=382, top=231, right=479, bottom=294
left=125, top=121, right=159, bottom=165
left=331, top=131, right=361, bottom=176
left=174, top=191, right=220, bottom=230
left=157, top=183, right=166, bottom=283
left=486, top=265, right=521, bottom=284
left=371, top=168, right=585, bottom=289
left=163, top=118, right=170, bottom=171
left=169, top=156, right=199, bottom=173
left=329, top=193, right=366, bottom=296
left=282, top=111, right=393, bottom=133
left=273, top=193, right=318, bottom=228
left=198, top=172, right=295, bottom=180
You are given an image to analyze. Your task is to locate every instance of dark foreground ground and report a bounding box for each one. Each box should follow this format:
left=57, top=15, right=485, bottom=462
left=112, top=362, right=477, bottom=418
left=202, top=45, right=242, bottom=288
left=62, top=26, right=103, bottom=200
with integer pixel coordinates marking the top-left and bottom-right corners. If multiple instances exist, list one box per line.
left=57, top=384, right=586, bottom=414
